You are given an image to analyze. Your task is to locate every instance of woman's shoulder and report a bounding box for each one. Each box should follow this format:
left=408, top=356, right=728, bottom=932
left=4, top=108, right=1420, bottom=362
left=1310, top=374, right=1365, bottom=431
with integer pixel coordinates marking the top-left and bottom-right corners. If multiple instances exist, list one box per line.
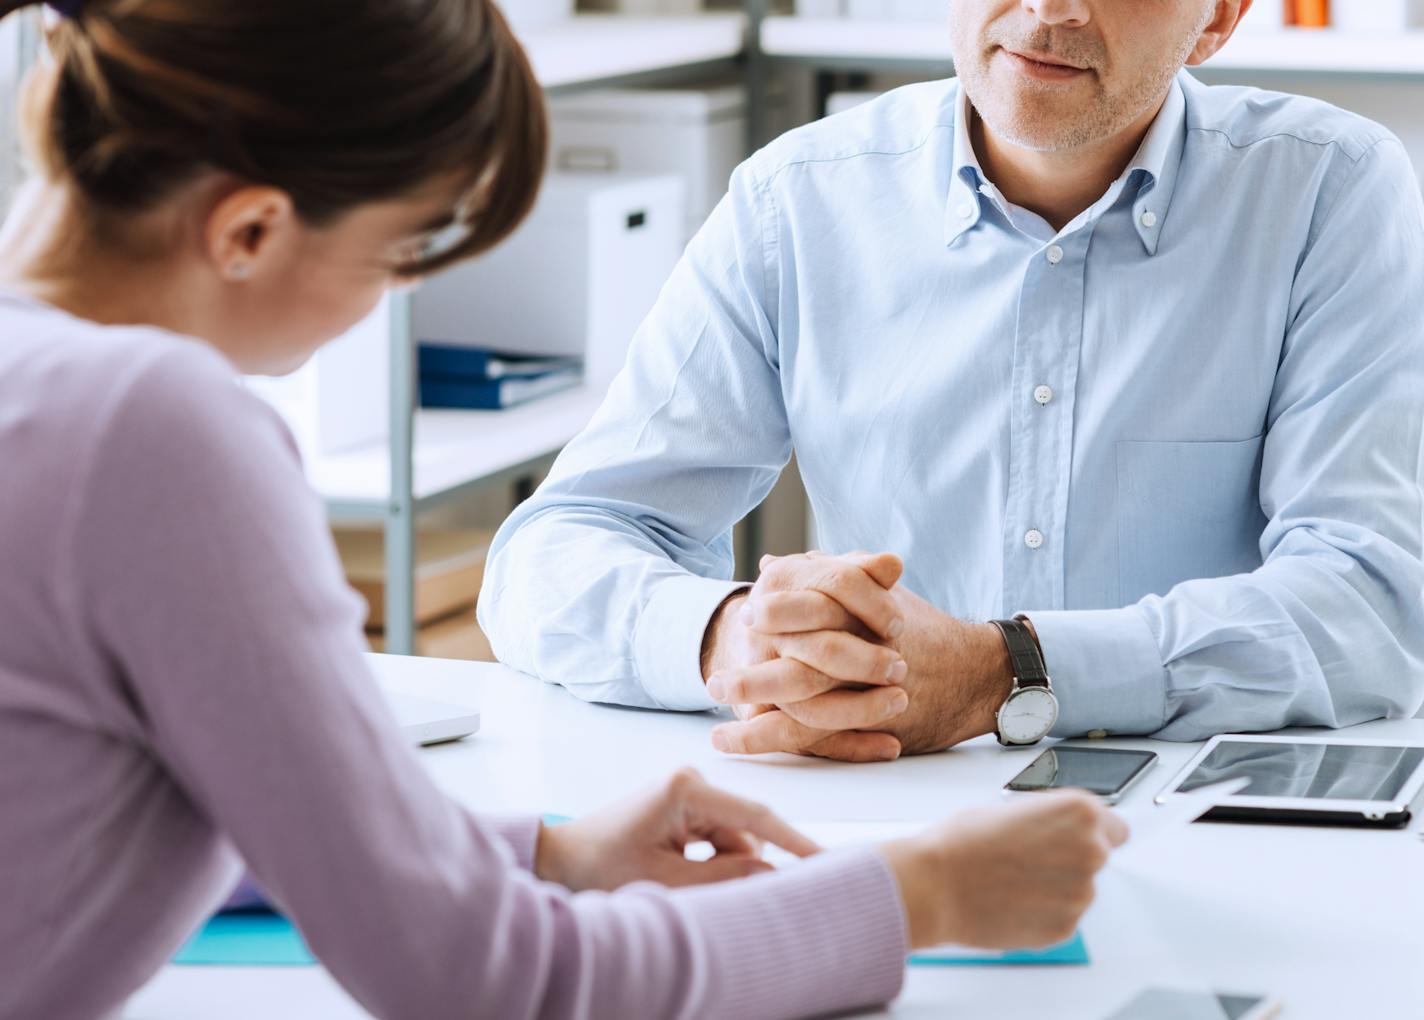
left=93, top=329, right=300, bottom=479
left=0, top=297, right=299, bottom=484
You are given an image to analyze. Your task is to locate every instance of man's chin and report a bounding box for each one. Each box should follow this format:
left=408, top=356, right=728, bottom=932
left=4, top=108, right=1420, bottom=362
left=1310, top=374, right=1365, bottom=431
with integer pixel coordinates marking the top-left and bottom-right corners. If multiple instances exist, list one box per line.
left=983, top=112, right=1093, bottom=153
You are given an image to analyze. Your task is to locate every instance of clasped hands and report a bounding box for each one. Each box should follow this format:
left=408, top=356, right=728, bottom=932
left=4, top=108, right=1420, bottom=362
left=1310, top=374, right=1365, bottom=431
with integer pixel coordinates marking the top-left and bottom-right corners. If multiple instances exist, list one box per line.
left=700, top=551, right=1016, bottom=761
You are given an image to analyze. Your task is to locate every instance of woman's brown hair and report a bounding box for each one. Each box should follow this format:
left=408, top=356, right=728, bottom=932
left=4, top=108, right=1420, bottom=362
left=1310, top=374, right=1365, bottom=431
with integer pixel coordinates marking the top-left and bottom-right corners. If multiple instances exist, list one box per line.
left=0, top=0, right=547, bottom=275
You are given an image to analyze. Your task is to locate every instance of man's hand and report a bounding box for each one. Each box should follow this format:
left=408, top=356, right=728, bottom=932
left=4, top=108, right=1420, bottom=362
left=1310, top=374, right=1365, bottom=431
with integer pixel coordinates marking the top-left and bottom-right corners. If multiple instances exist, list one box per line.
left=534, top=768, right=819, bottom=892
left=704, top=551, right=1016, bottom=759
left=701, top=552, right=912, bottom=762
left=878, top=791, right=1129, bottom=950
left=868, top=583, right=1015, bottom=754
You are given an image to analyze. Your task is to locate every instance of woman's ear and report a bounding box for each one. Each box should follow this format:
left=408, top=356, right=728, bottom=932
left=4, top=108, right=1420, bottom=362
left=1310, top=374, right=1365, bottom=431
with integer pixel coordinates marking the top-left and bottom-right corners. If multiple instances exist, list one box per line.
left=1185, top=0, right=1253, bottom=67
left=204, top=185, right=297, bottom=283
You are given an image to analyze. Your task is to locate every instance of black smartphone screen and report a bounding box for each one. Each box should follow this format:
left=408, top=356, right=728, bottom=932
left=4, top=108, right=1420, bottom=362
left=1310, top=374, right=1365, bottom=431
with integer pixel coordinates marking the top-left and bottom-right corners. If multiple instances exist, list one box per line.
left=1006, top=746, right=1158, bottom=796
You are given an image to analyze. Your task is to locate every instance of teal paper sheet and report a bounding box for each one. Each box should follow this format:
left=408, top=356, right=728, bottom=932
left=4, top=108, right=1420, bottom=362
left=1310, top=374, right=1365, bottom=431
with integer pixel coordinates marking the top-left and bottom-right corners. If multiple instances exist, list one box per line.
left=172, top=912, right=314, bottom=967
left=909, top=930, right=1088, bottom=967
left=174, top=814, right=573, bottom=967
left=174, top=916, right=1088, bottom=969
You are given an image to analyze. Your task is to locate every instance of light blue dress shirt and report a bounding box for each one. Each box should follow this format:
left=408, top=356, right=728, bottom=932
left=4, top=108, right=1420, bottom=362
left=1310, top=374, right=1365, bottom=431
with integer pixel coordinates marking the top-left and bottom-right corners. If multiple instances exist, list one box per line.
left=480, top=71, right=1424, bottom=740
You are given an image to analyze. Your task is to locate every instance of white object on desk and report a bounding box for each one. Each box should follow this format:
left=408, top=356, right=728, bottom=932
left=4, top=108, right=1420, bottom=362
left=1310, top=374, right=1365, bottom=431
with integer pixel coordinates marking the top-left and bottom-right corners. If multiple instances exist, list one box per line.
left=127, top=656, right=1424, bottom=1020
left=382, top=689, right=481, bottom=747
left=1155, top=734, right=1424, bottom=826
left=1112, top=778, right=1250, bottom=866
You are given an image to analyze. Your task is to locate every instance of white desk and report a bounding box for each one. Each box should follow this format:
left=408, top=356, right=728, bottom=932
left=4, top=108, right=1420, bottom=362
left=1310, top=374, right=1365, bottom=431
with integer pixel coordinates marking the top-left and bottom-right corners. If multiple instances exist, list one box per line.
left=127, top=654, right=1424, bottom=1019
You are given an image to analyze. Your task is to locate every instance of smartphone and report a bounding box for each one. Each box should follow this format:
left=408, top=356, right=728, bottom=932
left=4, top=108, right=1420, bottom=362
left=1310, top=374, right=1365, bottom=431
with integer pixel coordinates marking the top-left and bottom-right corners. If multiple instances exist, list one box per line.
left=1101, top=988, right=1282, bottom=1020
left=1004, top=745, right=1158, bottom=805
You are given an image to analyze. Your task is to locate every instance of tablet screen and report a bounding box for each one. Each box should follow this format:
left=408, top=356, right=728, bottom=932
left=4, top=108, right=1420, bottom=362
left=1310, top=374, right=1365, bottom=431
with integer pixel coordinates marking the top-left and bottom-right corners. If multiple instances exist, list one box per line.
left=1177, top=741, right=1424, bottom=801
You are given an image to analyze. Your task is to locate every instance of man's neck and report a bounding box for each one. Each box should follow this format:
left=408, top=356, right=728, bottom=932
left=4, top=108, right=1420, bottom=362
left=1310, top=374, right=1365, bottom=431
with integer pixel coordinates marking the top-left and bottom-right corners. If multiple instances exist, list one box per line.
left=970, top=95, right=1168, bottom=233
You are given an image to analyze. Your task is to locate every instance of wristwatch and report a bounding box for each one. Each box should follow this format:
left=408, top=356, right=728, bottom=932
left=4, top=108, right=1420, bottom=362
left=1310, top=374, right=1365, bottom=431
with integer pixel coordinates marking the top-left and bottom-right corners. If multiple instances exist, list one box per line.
left=988, top=616, right=1058, bottom=746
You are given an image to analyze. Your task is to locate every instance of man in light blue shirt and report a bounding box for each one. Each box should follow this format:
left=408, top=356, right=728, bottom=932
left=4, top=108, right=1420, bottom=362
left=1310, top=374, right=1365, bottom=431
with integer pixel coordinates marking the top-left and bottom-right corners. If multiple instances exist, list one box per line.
left=481, top=0, right=1424, bottom=760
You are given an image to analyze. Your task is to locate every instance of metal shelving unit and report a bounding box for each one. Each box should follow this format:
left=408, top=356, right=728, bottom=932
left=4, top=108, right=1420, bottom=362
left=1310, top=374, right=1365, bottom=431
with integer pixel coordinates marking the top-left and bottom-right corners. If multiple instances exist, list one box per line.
left=360, top=13, right=752, bottom=653
left=760, top=16, right=1424, bottom=79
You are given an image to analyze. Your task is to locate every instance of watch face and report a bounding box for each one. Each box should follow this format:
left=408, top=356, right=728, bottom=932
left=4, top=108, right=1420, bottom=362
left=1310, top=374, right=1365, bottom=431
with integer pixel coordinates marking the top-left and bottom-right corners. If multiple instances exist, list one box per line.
left=999, top=687, right=1058, bottom=744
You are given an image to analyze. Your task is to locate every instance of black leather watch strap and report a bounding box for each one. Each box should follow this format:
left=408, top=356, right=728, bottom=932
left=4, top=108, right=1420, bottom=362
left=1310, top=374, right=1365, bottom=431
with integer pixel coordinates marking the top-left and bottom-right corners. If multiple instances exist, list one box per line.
left=989, top=618, right=1050, bottom=689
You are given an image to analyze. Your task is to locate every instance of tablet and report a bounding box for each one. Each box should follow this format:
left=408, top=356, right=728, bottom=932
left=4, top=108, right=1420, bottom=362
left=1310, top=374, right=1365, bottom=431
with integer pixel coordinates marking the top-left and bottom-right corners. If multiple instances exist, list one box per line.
left=1155, top=735, right=1424, bottom=828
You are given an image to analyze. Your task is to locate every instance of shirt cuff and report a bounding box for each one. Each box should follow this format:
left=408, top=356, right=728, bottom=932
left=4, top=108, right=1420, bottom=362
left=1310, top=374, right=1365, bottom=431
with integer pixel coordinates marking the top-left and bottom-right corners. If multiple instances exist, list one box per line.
left=480, top=814, right=543, bottom=872
left=675, top=848, right=907, bottom=1019
left=633, top=573, right=749, bottom=711
left=1020, top=606, right=1168, bottom=737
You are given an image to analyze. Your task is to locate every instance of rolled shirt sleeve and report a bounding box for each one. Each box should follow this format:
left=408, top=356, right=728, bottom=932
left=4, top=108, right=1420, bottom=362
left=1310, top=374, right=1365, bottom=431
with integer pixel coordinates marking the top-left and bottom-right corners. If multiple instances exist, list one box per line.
left=480, top=163, right=792, bottom=711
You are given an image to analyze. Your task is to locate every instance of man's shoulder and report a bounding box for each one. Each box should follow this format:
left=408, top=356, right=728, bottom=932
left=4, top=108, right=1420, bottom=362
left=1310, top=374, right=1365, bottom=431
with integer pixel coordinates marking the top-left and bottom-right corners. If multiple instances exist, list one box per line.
left=741, top=79, right=958, bottom=190
left=1181, top=73, right=1397, bottom=165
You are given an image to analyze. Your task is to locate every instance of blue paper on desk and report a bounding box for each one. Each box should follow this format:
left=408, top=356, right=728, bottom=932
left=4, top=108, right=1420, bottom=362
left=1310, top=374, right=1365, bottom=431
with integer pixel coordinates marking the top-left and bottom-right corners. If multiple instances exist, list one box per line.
left=174, top=914, right=1088, bottom=969
left=173, top=911, right=314, bottom=967
left=908, top=930, right=1088, bottom=967
left=174, top=814, right=575, bottom=967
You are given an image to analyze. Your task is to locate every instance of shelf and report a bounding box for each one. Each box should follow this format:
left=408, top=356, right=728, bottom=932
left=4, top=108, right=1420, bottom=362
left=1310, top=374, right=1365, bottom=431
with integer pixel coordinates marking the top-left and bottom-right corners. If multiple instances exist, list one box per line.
left=760, top=17, right=951, bottom=66
left=519, top=13, right=749, bottom=91
left=1207, top=28, right=1424, bottom=76
left=760, top=17, right=1424, bottom=77
left=313, top=385, right=607, bottom=515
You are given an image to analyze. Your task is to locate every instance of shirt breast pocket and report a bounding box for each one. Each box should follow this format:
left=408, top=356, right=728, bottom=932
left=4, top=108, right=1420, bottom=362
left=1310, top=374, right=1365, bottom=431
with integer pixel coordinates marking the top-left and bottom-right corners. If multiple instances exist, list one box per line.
left=1115, top=436, right=1268, bottom=605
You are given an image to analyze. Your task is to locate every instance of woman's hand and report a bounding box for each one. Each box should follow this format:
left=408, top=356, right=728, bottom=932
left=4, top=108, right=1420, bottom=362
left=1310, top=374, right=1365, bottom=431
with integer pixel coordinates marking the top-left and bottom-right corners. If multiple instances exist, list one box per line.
left=878, top=790, right=1129, bottom=951
left=534, top=768, right=820, bottom=892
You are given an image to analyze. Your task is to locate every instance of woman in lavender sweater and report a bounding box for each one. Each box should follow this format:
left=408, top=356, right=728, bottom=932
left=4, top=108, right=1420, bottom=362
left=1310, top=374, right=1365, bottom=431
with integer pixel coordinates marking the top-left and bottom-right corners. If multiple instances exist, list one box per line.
left=0, top=2, right=1126, bottom=1018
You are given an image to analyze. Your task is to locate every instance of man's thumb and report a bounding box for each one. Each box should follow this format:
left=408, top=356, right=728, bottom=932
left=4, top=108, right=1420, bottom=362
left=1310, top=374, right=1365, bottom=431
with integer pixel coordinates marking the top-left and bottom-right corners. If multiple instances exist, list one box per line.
left=849, top=551, right=903, bottom=589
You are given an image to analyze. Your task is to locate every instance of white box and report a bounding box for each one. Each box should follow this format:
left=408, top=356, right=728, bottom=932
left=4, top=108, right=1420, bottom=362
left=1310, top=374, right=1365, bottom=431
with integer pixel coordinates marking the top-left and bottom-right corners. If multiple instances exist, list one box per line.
left=825, top=91, right=881, bottom=117
left=846, top=0, right=889, bottom=17
left=495, top=0, right=574, bottom=35
left=887, top=0, right=945, bottom=21
left=1331, top=0, right=1424, bottom=30
left=412, top=172, right=684, bottom=388
left=548, top=84, right=751, bottom=242
left=245, top=294, right=392, bottom=459
left=1235, top=0, right=1285, bottom=31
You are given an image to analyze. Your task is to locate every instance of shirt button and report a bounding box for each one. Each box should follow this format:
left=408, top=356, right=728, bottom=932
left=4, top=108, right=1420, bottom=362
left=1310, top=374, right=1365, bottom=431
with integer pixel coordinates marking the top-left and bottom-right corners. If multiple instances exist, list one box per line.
left=1024, top=529, right=1045, bottom=550
left=1140, top=210, right=1158, bottom=228
left=957, top=203, right=974, bottom=219
left=1033, top=384, right=1054, bottom=406
left=1046, top=244, right=1064, bottom=265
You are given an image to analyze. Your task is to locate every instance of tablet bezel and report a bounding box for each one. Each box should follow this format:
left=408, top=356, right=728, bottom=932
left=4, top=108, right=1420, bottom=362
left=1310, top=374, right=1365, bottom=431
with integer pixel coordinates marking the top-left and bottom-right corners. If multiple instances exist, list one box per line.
left=1154, top=734, right=1424, bottom=819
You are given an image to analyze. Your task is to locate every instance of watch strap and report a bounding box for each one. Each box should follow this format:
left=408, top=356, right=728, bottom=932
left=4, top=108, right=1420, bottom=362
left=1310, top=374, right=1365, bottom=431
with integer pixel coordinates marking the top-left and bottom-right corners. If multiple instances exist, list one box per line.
left=988, top=618, right=1050, bottom=690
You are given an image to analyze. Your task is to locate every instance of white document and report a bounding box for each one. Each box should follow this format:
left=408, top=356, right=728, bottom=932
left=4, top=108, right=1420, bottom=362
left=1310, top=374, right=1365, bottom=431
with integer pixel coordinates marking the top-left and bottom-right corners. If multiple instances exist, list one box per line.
left=762, top=820, right=923, bottom=868
left=1111, top=778, right=1250, bottom=867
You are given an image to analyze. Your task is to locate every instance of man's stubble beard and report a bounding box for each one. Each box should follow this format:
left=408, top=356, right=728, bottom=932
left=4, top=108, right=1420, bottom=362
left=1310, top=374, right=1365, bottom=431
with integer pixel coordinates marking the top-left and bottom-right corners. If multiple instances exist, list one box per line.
left=952, top=6, right=1213, bottom=154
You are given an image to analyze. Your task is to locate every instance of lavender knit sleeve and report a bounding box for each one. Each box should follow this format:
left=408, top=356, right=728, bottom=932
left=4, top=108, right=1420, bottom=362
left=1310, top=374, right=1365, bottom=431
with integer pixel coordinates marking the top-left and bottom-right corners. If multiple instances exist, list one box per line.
left=72, top=343, right=908, bottom=1019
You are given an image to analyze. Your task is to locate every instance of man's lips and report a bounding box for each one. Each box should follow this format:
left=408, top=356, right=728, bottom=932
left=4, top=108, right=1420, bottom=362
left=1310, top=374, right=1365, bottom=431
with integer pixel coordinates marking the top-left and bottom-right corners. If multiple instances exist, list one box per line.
left=1000, top=47, right=1092, bottom=81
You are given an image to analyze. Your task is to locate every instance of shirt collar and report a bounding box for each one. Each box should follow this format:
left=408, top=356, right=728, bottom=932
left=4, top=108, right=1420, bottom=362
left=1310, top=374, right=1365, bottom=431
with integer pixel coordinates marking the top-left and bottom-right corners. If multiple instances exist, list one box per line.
left=943, top=84, right=991, bottom=248
left=944, top=73, right=1188, bottom=256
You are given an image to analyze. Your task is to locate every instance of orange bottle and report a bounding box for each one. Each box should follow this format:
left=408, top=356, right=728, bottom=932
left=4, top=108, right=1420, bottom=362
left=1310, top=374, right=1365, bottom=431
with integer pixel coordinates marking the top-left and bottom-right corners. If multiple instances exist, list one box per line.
left=1295, top=0, right=1329, bottom=26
